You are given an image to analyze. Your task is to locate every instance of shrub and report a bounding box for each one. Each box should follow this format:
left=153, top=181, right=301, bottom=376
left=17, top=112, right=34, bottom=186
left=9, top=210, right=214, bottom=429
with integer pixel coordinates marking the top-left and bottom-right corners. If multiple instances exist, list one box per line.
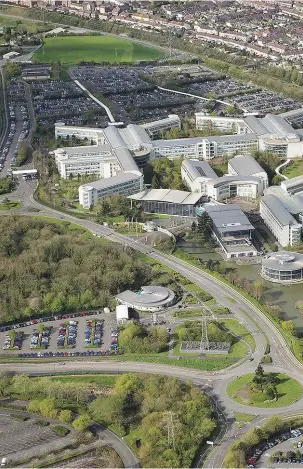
left=52, top=425, right=70, bottom=437
left=261, top=355, right=272, bottom=364
left=35, top=420, right=50, bottom=426
left=58, top=409, right=73, bottom=424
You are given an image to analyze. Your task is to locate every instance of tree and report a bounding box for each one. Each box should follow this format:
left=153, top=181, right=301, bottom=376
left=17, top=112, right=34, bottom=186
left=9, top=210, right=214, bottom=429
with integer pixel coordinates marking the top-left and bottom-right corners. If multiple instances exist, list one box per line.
left=191, top=221, right=197, bottom=232
left=197, top=212, right=213, bottom=243
left=151, top=173, right=161, bottom=189
left=253, top=363, right=265, bottom=388
left=36, top=323, right=45, bottom=334
left=8, top=329, right=16, bottom=342
left=12, top=374, right=31, bottom=397
left=281, top=320, right=296, bottom=337
left=253, top=281, right=264, bottom=300
left=58, top=409, right=73, bottom=424
left=72, top=414, right=91, bottom=432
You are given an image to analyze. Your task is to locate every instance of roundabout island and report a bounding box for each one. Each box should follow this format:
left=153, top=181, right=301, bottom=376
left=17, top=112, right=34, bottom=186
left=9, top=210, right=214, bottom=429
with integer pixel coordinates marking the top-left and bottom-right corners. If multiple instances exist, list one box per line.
left=227, top=366, right=303, bottom=408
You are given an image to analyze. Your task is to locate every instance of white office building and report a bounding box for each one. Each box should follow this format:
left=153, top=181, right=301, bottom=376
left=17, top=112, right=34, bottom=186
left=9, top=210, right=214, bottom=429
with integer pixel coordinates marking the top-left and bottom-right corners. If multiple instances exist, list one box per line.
left=181, top=159, right=217, bottom=194
left=152, top=133, right=258, bottom=160
left=142, top=114, right=181, bottom=137
left=260, top=194, right=302, bottom=247
left=228, top=154, right=268, bottom=190
left=79, top=170, right=143, bottom=208
left=55, top=124, right=106, bottom=145
left=195, top=113, right=248, bottom=134
left=207, top=175, right=263, bottom=201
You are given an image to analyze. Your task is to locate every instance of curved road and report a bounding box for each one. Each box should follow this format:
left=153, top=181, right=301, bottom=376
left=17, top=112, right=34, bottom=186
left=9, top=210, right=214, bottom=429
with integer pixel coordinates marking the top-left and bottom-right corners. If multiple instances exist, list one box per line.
left=2, top=185, right=303, bottom=466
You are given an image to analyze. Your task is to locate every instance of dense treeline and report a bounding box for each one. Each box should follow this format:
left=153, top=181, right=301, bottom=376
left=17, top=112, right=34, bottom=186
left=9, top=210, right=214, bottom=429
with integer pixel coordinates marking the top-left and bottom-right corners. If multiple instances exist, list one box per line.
left=0, top=371, right=216, bottom=468
left=89, top=373, right=216, bottom=467
left=0, top=216, right=151, bottom=321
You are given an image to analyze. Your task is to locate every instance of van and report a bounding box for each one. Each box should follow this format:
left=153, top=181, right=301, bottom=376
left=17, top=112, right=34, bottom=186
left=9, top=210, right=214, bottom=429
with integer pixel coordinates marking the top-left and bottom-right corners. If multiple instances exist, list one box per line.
left=1, top=457, right=7, bottom=466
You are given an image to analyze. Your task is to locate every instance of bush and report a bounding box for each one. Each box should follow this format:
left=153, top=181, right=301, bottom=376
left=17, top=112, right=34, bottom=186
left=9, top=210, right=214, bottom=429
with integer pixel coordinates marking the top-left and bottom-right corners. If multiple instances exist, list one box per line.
left=265, top=344, right=271, bottom=355
left=35, top=419, right=50, bottom=426
left=52, top=425, right=70, bottom=437
left=261, top=355, right=273, bottom=364
left=59, top=409, right=73, bottom=424
left=72, top=414, right=91, bottom=432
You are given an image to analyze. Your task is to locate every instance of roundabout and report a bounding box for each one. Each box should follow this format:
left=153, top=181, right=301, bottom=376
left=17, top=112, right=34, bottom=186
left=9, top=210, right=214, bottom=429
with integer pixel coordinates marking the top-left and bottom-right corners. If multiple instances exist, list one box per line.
left=226, top=371, right=303, bottom=408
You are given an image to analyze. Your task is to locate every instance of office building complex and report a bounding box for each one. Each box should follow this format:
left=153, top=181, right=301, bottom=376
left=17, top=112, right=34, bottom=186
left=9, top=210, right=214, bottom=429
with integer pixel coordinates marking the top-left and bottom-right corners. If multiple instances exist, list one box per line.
left=204, top=204, right=258, bottom=259
left=260, top=194, right=302, bottom=247
left=261, top=252, right=303, bottom=284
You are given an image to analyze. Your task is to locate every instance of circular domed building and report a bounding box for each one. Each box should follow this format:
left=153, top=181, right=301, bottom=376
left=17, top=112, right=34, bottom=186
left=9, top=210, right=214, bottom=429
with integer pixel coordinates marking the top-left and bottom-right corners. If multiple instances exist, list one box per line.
left=261, top=252, right=303, bottom=284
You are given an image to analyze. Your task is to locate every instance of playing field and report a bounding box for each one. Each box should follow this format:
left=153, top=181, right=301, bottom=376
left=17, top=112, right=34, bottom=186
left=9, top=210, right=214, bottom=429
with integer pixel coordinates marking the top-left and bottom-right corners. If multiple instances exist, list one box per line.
left=34, top=35, right=164, bottom=64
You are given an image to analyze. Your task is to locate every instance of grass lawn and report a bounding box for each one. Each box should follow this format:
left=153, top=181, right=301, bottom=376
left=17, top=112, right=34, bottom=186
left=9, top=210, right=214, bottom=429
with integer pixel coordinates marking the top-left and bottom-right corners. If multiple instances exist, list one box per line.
left=227, top=373, right=303, bottom=408
left=220, top=318, right=256, bottom=351
left=0, top=200, right=22, bottom=210
left=282, top=159, right=303, bottom=178
left=0, top=15, right=53, bottom=33
left=46, top=374, right=118, bottom=387
left=234, top=412, right=255, bottom=422
left=34, top=35, right=164, bottom=64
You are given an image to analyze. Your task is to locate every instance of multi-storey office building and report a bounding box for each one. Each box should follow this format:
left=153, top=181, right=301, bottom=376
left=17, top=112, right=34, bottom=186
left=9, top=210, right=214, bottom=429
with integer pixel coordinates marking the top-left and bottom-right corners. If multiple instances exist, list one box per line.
left=260, top=194, right=302, bottom=247
left=207, top=175, right=263, bottom=201
left=228, top=154, right=268, bottom=189
left=261, top=252, right=303, bottom=284
left=204, top=204, right=259, bottom=259
left=181, top=159, right=217, bottom=193
left=79, top=171, right=143, bottom=208
left=195, top=114, right=248, bottom=134
left=142, top=114, right=181, bottom=138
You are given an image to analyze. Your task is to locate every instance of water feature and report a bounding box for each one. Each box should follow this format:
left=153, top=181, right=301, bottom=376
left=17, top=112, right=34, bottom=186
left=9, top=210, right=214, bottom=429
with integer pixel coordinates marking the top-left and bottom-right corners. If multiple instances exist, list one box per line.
left=177, top=238, right=303, bottom=330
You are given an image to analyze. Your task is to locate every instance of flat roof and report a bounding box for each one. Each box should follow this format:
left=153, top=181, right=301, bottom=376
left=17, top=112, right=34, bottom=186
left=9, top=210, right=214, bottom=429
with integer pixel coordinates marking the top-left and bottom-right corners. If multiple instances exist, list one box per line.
left=281, top=175, right=303, bottom=189
left=80, top=171, right=142, bottom=191
left=262, top=252, right=303, bottom=271
left=280, top=107, right=303, bottom=118
left=128, top=188, right=202, bottom=205
left=228, top=154, right=266, bottom=176
left=204, top=204, right=254, bottom=234
left=261, top=194, right=299, bottom=226
left=244, top=116, right=268, bottom=136
left=182, top=159, right=217, bottom=180
left=56, top=145, right=112, bottom=156
left=206, top=133, right=258, bottom=143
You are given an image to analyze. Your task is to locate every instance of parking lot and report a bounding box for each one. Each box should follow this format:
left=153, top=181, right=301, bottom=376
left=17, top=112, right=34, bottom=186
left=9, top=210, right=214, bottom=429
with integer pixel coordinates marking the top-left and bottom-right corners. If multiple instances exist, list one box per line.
left=0, top=311, right=117, bottom=357
left=246, top=428, right=303, bottom=468
left=29, top=79, right=108, bottom=128
left=0, top=415, right=61, bottom=456
left=0, top=79, right=30, bottom=176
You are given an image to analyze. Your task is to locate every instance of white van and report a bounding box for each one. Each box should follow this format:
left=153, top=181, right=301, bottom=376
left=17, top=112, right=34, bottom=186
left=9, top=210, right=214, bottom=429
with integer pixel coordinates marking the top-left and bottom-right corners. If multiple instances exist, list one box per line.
left=1, top=457, right=7, bottom=466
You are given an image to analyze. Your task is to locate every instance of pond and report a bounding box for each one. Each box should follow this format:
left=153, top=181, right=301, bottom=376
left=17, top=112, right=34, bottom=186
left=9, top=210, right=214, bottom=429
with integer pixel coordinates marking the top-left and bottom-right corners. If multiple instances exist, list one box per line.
left=177, top=239, right=303, bottom=331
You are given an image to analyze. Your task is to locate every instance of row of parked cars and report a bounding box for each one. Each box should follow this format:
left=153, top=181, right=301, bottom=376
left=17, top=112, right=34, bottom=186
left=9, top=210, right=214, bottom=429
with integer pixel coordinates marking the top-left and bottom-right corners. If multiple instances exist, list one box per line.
left=2, top=332, right=24, bottom=350
left=18, top=350, right=121, bottom=359
left=0, top=311, right=103, bottom=332
left=85, top=319, right=103, bottom=348
left=247, top=429, right=303, bottom=467
left=30, top=328, right=51, bottom=349
left=111, top=328, right=118, bottom=351
left=57, top=321, right=78, bottom=348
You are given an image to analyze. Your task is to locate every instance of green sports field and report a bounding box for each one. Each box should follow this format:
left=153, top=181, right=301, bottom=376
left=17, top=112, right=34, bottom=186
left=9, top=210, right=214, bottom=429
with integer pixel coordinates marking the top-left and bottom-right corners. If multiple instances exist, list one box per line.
left=34, top=35, right=164, bottom=64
